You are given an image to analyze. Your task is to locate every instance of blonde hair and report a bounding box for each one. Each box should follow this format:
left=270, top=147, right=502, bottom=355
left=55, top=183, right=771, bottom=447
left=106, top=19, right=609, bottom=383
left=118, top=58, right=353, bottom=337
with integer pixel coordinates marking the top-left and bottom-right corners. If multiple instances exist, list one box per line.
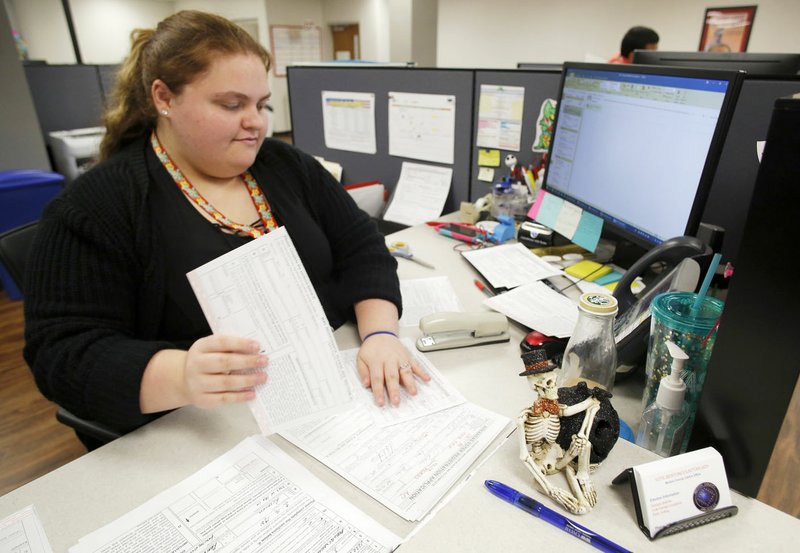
left=99, top=10, right=271, bottom=161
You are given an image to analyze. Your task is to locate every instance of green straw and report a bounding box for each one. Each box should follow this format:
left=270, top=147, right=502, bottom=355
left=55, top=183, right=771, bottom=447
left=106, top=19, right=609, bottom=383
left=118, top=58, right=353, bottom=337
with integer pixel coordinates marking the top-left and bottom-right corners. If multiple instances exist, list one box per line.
left=692, top=252, right=721, bottom=316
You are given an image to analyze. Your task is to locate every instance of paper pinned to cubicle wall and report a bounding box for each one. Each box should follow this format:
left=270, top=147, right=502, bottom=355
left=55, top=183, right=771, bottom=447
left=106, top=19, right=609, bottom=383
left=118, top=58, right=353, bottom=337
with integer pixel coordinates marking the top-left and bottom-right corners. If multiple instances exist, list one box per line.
left=322, top=90, right=377, bottom=154
left=388, top=91, right=456, bottom=165
left=383, top=162, right=453, bottom=226
left=476, top=84, right=525, bottom=152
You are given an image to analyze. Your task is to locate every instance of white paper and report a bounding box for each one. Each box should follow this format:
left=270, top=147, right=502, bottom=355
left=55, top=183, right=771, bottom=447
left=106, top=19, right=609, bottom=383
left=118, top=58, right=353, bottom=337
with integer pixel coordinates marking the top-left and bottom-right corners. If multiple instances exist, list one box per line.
left=554, top=201, right=582, bottom=239
left=338, top=338, right=466, bottom=427
left=322, top=91, right=377, bottom=154
left=313, top=156, right=343, bottom=182
left=383, top=162, right=453, bottom=226
left=477, top=167, right=495, bottom=182
left=281, top=402, right=510, bottom=521
left=186, top=227, right=354, bottom=435
left=476, top=84, right=525, bottom=152
left=388, top=92, right=456, bottom=165
left=70, top=436, right=401, bottom=553
left=483, top=281, right=579, bottom=338
left=461, top=243, right=563, bottom=290
left=399, top=276, right=463, bottom=327
left=756, top=140, right=765, bottom=162
left=0, top=505, right=53, bottom=553
left=346, top=183, right=385, bottom=218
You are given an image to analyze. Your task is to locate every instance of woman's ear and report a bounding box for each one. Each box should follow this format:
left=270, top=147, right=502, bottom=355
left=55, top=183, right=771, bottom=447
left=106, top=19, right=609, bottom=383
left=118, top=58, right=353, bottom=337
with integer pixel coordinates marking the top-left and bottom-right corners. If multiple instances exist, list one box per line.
left=151, top=79, right=173, bottom=113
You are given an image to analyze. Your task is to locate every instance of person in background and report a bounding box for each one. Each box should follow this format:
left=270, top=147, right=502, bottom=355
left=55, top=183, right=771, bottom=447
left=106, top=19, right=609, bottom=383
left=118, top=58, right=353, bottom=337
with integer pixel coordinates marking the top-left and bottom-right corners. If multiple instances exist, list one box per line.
left=608, top=26, right=660, bottom=64
left=23, top=10, right=429, bottom=449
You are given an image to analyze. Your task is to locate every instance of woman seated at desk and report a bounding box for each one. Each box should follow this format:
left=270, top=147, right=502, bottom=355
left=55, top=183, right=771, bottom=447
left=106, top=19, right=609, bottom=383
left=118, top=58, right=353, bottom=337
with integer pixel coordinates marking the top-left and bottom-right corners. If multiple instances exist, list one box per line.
left=23, top=10, right=429, bottom=448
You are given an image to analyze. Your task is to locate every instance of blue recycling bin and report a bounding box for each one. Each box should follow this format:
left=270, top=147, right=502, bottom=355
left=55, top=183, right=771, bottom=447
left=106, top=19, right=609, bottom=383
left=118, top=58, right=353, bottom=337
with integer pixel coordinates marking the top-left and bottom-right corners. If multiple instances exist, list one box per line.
left=0, top=170, right=65, bottom=300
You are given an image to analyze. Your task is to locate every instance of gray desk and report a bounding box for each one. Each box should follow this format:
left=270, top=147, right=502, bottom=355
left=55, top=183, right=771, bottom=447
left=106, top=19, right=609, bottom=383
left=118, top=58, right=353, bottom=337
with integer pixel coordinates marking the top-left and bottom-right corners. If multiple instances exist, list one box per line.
left=1, top=222, right=797, bottom=552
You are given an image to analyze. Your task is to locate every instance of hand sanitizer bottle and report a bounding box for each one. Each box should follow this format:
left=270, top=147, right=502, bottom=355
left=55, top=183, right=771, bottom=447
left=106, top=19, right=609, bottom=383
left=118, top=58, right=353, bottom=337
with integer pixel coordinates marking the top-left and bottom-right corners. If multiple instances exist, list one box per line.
left=635, top=341, right=691, bottom=457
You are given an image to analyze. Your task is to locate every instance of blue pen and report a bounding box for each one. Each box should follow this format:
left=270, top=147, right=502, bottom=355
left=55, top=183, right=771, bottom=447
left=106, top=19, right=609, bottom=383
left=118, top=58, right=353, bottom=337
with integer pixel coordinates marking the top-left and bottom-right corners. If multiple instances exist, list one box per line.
left=484, top=480, right=631, bottom=553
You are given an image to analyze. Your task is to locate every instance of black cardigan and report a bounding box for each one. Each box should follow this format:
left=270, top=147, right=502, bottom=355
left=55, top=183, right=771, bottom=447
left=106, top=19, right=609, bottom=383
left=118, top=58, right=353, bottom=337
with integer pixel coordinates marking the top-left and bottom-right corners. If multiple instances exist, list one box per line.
left=23, top=137, right=400, bottom=434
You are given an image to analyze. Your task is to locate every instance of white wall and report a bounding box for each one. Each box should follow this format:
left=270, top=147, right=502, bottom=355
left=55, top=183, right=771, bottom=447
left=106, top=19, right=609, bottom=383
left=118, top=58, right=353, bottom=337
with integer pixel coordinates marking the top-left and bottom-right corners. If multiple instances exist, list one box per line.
left=437, top=0, right=800, bottom=68
left=72, top=0, right=174, bottom=63
left=388, top=0, right=411, bottom=62
left=10, top=0, right=75, bottom=63
left=410, top=0, right=436, bottom=67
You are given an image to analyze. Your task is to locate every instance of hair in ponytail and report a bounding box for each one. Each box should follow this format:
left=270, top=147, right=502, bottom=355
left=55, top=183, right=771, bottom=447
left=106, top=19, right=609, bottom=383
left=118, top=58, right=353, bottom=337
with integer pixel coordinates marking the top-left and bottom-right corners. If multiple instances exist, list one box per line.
left=99, top=11, right=271, bottom=161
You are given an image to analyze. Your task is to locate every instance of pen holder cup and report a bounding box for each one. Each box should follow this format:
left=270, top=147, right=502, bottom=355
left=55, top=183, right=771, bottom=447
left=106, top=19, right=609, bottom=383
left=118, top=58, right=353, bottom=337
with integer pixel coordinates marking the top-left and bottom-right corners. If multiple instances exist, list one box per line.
left=641, top=292, right=724, bottom=453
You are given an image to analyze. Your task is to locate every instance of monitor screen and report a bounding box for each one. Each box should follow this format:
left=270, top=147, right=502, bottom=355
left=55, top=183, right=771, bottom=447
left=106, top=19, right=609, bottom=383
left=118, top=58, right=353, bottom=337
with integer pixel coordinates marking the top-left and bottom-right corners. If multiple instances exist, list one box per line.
left=541, top=62, right=742, bottom=248
left=632, top=51, right=800, bottom=76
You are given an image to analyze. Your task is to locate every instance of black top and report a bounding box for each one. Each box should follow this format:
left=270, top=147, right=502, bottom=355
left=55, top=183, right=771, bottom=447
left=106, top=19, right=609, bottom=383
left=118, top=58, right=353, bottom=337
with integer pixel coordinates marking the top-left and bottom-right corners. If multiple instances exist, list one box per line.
left=24, top=136, right=400, bottom=434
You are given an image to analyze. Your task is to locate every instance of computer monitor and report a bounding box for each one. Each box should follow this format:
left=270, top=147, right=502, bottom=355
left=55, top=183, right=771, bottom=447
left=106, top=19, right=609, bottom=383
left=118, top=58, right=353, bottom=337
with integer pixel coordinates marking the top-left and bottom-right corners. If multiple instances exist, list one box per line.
left=632, top=51, right=800, bottom=76
left=540, top=62, right=743, bottom=252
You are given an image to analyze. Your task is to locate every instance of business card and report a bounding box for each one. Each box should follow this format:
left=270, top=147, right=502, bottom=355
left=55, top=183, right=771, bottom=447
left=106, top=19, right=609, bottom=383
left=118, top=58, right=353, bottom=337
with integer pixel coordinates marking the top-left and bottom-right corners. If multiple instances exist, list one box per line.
left=632, top=447, right=733, bottom=537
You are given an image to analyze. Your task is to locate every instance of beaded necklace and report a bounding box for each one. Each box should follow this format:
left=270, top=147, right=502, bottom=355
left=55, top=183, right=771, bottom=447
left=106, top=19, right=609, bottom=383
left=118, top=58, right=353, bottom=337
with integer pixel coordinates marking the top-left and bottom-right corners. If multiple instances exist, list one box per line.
left=150, top=131, right=277, bottom=238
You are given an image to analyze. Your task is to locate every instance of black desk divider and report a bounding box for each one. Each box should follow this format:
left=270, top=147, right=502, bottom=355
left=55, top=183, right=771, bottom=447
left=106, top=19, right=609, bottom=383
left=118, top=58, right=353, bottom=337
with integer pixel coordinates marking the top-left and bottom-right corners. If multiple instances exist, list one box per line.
left=287, top=66, right=474, bottom=215
left=612, top=468, right=738, bottom=540
left=470, top=69, right=562, bottom=202
left=23, top=64, right=105, bottom=134
left=699, top=75, right=800, bottom=264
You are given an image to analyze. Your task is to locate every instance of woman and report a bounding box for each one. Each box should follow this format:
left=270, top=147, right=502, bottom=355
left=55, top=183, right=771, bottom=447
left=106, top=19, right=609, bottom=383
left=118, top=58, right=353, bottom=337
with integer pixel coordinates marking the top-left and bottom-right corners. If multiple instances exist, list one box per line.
left=23, top=11, right=428, bottom=446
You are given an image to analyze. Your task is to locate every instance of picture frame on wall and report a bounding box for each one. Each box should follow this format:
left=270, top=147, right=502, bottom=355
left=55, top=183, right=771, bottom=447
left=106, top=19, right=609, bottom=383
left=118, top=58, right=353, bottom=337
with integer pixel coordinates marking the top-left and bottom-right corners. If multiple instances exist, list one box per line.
left=698, top=5, right=757, bottom=53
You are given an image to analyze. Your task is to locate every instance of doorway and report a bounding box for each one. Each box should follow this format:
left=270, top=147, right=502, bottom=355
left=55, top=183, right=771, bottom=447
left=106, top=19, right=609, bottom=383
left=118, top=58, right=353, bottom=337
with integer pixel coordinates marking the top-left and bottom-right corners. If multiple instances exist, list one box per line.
left=331, top=24, right=359, bottom=61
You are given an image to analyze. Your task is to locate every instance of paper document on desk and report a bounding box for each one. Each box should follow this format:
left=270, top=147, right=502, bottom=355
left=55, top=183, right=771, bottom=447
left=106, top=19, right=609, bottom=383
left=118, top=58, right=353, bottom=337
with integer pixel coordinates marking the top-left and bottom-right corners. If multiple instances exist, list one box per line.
left=338, top=338, right=466, bottom=426
left=399, top=276, right=463, bottom=327
left=0, top=505, right=53, bottom=553
left=462, top=243, right=563, bottom=289
left=484, top=281, right=578, bottom=338
left=187, top=226, right=354, bottom=435
left=281, top=400, right=510, bottom=521
left=69, top=436, right=401, bottom=553
left=382, top=162, right=452, bottom=226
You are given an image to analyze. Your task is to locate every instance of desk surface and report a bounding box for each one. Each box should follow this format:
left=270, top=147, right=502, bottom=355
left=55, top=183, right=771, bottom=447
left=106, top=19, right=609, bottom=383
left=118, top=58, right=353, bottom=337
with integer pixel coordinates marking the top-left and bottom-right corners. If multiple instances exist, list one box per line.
left=2, top=222, right=797, bottom=552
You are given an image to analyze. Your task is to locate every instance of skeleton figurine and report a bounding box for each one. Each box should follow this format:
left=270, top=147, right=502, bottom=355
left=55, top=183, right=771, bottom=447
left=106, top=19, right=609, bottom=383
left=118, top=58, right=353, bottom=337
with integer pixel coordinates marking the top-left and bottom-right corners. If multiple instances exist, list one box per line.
left=516, top=349, right=619, bottom=515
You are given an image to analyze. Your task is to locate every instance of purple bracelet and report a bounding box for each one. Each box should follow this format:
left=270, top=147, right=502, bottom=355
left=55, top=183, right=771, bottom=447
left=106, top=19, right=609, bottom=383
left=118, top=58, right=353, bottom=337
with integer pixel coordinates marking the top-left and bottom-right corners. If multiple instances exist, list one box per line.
left=362, top=330, right=399, bottom=341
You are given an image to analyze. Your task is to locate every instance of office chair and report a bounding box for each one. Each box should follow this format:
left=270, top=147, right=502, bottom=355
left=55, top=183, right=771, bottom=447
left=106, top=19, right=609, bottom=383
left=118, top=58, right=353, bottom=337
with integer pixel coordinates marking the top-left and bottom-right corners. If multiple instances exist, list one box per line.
left=0, top=221, right=121, bottom=449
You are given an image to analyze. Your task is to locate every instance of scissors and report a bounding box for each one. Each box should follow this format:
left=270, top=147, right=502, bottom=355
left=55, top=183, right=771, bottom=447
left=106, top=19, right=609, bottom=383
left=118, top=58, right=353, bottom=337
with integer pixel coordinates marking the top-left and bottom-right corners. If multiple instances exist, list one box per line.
left=388, top=241, right=435, bottom=269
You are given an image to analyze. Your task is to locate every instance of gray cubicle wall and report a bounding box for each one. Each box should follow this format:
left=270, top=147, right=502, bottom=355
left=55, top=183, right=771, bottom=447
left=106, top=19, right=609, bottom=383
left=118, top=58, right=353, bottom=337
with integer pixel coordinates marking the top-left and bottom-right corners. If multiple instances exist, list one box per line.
left=23, top=64, right=105, bottom=134
left=700, top=75, right=800, bottom=263
left=470, top=69, right=562, bottom=201
left=287, top=66, right=475, bottom=213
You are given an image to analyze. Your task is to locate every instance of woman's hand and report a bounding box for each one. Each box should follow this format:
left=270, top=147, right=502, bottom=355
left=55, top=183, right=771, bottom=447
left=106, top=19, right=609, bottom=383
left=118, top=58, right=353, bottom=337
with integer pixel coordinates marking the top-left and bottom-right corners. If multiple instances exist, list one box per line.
left=356, top=334, right=430, bottom=407
left=140, top=335, right=268, bottom=414
left=181, top=335, right=268, bottom=408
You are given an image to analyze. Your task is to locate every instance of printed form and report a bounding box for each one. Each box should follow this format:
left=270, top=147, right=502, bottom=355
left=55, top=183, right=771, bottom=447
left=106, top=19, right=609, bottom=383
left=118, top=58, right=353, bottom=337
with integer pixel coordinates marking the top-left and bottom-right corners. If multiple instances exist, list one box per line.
left=388, top=91, right=456, bottom=165
left=382, top=162, right=453, bottom=226
left=322, top=91, right=377, bottom=154
left=187, top=227, right=354, bottom=435
left=69, top=436, right=401, bottom=553
left=462, top=243, right=563, bottom=289
left=281, top=401, right=510, bottom=521
left=0, top=505, right=53, bottom=553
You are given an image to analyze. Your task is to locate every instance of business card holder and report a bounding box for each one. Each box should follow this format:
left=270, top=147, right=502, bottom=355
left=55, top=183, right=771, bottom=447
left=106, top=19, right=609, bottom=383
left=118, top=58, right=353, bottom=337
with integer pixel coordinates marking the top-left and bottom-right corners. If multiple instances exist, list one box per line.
left=612, top=468, right=739, bottom=539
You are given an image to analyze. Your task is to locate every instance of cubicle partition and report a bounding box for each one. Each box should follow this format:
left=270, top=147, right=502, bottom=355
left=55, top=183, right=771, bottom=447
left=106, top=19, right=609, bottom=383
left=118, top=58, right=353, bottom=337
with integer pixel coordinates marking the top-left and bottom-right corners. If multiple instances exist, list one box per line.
left=287, top=66, right=475, bottom=213
left=699, top=75, right=800, bottom=263
left=23, top=64, right=107, bottom=134
left=470, top=69, right=562, bottom=201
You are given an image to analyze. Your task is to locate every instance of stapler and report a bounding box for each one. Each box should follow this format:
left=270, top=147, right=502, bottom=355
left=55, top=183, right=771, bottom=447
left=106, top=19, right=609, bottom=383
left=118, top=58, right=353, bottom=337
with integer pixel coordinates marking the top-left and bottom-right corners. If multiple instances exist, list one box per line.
left=416, top=312, right=510, bottom=352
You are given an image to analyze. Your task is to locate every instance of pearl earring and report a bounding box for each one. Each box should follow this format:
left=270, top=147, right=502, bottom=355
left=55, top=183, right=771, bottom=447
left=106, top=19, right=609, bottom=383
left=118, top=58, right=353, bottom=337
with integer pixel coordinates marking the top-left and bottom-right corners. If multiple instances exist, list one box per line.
left=160, top=109, right=169, bottom=116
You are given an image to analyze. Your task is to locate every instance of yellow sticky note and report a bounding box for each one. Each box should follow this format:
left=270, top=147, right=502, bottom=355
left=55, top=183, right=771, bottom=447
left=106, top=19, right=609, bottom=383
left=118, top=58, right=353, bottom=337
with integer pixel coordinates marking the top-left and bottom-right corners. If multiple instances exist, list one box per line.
left=478, top=149, right=501, bottom=167
left=564, top=260, right=612, bottom=281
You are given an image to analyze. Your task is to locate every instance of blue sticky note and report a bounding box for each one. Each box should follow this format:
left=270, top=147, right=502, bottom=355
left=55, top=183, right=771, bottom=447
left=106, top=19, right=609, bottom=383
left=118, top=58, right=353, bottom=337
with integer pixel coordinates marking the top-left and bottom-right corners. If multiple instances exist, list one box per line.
left=572, top=210, right=603, bottom=252
left=594, top=271, right=622, bottom=286
left=536, top=193, right=563, bottom=230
